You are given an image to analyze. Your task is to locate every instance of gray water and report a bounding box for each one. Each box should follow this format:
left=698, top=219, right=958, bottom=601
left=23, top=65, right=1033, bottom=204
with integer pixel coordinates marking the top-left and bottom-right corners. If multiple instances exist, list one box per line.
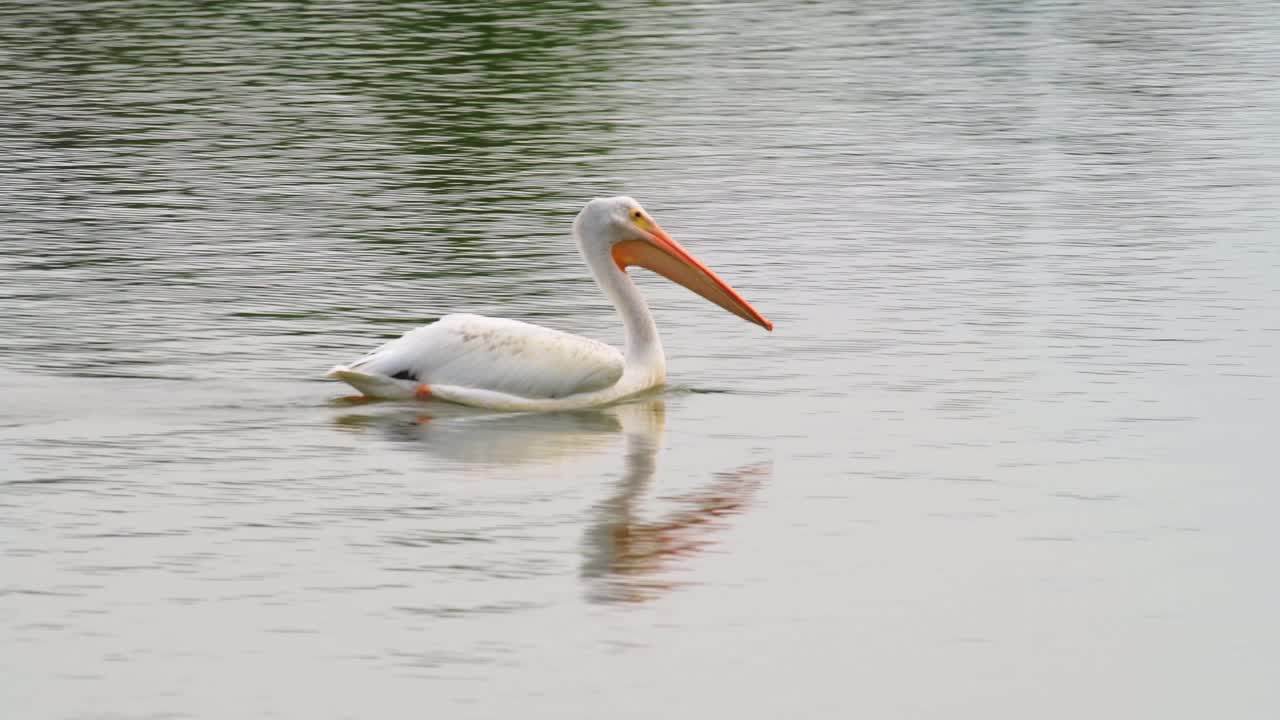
left=3, top=1, right=1280, bottom=718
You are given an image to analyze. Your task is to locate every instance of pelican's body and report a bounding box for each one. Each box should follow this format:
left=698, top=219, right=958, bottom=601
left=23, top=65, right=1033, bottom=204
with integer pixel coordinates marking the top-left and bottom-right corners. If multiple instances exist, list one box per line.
left=327, top=197, right=771, bottom=411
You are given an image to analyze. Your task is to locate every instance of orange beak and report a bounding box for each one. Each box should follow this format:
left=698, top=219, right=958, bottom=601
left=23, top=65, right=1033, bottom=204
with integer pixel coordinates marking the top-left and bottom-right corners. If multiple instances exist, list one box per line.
left=611, top=222, right=773, bottom=331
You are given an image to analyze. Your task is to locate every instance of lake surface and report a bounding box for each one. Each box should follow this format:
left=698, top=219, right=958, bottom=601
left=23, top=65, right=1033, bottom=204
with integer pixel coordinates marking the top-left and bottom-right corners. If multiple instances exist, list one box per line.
left=3, top=1, right=1279, bottom=717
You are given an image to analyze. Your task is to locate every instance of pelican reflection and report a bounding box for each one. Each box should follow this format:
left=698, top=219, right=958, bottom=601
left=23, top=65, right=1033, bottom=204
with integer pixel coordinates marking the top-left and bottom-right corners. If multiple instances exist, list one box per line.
left=333, top=397, right=769, bottom=602
left=581, top=401, right=770, bottom=604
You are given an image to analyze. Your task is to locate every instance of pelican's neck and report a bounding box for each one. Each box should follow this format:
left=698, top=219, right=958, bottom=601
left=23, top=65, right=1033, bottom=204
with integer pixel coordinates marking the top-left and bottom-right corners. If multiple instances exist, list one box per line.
left=576, top=226, right=665, bottom=377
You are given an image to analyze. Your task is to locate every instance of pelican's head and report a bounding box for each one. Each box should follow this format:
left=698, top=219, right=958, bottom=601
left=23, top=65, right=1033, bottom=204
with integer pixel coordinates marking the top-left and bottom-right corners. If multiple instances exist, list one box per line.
left=574, top=196, right=773, bottom=331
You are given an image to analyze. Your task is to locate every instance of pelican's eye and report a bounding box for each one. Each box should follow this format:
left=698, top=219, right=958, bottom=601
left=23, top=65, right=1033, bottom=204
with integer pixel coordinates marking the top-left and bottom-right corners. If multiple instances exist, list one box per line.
left=629, top=208, right=653, bottom=231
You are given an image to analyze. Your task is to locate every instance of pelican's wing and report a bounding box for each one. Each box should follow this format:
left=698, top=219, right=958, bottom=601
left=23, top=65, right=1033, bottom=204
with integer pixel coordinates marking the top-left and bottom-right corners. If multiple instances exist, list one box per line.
left=329, top=314, right=624, bottom=400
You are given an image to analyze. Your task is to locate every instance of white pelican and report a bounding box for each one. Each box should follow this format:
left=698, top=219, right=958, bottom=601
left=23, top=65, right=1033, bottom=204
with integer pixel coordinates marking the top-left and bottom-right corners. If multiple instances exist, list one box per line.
left=327, top=196, right=772, bottom=411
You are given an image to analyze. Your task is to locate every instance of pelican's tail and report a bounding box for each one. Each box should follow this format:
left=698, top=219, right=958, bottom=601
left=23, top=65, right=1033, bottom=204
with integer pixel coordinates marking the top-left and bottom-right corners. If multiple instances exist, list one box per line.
left=326, top=365, right=418, bottom=400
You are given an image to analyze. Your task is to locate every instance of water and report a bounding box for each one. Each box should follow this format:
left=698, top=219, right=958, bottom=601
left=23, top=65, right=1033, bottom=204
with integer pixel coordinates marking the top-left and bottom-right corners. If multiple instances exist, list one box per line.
left=3, top=1, right=1279, bottom=717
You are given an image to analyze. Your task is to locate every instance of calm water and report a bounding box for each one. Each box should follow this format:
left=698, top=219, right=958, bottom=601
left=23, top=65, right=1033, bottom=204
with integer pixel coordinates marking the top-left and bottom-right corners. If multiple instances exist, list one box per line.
left=3, top=1, right=1279, bottom=717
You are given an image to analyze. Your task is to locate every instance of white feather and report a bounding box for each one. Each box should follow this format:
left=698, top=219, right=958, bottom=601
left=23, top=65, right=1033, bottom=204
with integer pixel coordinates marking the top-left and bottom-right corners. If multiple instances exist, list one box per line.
left=330, top=314, right=623, bottom=400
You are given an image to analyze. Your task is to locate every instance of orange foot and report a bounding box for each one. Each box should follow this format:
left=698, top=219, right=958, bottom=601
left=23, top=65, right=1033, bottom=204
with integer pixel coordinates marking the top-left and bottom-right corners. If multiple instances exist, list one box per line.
left=414, top=384, right=433, bottom=401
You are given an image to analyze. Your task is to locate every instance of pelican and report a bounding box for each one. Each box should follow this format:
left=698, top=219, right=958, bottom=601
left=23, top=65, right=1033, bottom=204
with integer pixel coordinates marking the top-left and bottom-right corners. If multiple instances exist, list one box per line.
left=327, top=196, right=772, bottom=411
